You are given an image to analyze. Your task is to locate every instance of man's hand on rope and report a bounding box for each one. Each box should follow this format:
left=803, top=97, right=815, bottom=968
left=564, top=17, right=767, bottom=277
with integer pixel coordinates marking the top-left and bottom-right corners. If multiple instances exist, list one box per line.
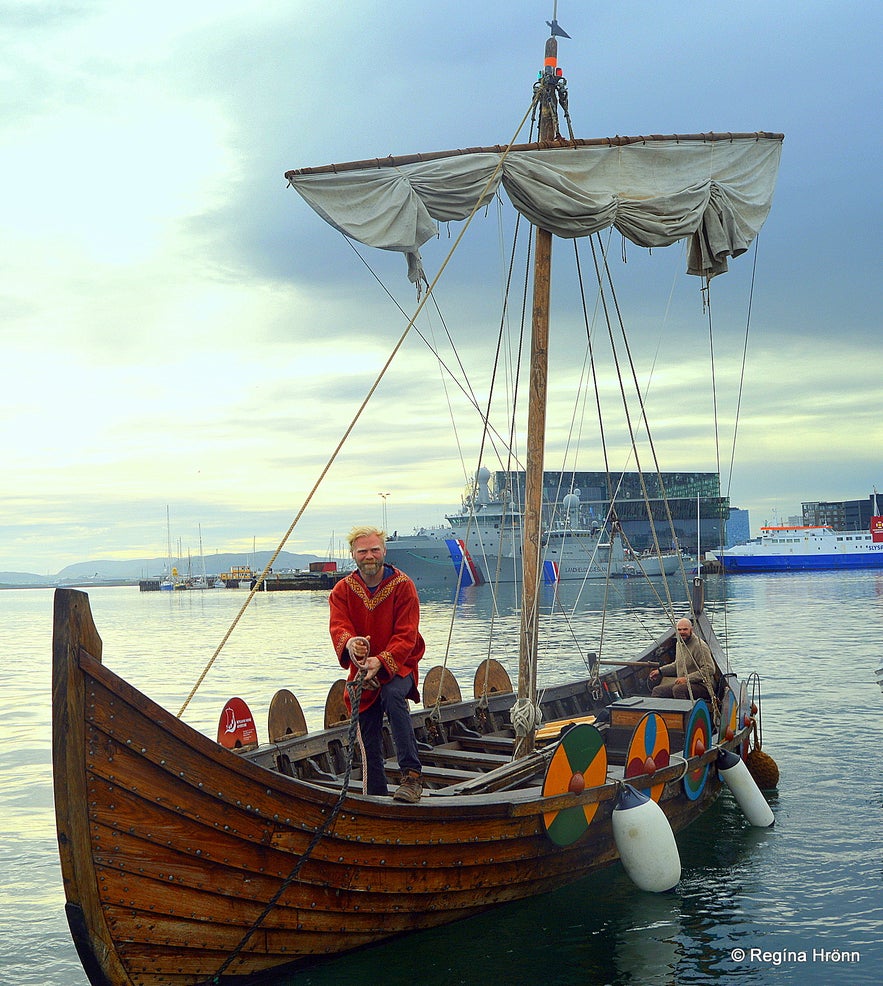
left=349, top=636, right=381, bottom=689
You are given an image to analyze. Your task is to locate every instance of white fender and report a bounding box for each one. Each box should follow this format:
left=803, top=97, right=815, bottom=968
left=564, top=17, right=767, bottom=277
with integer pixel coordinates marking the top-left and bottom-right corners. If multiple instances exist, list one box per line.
left=612, top=784, right=681, bottom=892
left=717, top=749, right=775, bottom=827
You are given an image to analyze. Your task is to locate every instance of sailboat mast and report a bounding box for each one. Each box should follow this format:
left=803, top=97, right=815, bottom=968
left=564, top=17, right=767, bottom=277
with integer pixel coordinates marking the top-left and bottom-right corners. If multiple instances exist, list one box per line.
left=166, top=505, right=173, bottom=576
left=517, top=30, right=565, bottom=755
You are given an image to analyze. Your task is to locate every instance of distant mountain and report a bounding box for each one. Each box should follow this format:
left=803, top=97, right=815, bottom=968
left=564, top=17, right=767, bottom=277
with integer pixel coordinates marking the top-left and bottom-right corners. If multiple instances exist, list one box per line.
left=0, top=571, right=48, bottom=586
left=33, top=550, right=338, bottom=584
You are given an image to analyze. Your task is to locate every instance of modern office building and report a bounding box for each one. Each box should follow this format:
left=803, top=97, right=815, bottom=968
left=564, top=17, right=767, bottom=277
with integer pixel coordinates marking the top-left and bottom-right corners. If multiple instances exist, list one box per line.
left=802, top=494, right=878, bottom=531
left=489, top=469, right=729, bottom=553
left=725, top=507, right=750, bottom=548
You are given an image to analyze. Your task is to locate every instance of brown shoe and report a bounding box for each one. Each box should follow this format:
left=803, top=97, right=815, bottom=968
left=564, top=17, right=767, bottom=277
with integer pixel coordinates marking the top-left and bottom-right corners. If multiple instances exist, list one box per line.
left=393, top=771, right=422, bottom=803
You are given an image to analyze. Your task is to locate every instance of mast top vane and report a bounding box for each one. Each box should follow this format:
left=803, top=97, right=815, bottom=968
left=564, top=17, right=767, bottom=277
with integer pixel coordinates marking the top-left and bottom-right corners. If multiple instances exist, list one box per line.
left=546, top=20, right=570, bottom=39
left=546, top=0, right=570, bottom=39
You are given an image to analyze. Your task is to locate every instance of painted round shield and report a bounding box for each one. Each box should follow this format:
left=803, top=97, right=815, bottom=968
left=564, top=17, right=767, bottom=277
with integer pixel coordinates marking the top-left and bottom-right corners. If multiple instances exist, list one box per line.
left=739, top=680, right=750, bottom=758
left=719, top=683, right=738, bottom=743
left=217, top=696, right=258, bottom=751
left=683, top=699, right=712, bottom=801
left=624, top=712, right=671, bottom=802
left=542, top=723, right=607, bottom=846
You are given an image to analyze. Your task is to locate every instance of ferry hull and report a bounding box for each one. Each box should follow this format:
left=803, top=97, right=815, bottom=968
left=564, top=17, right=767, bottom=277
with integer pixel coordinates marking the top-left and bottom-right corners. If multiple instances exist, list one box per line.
left=720, top=551, right=883, bottom=573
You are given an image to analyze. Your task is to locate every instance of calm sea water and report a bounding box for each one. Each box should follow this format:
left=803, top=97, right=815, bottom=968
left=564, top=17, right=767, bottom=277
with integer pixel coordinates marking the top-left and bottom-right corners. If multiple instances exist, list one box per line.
left=1, top=571, right=881, bottom=985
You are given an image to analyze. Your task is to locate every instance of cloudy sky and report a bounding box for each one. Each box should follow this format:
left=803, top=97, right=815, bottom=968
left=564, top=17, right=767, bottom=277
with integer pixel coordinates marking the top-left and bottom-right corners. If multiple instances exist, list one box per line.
left=2, top=1, right=880, bottom=575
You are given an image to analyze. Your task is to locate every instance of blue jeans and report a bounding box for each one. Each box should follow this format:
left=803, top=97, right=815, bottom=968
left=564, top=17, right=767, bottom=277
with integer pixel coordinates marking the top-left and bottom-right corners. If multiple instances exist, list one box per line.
left=357, top=673, right=422, bottom=795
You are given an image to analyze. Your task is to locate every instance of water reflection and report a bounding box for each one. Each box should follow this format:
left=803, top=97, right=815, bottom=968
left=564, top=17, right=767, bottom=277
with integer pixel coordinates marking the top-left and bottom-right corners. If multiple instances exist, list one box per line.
left=4, top=571, right=883, bottom=985
left=263, top=797, right=775, bottom=986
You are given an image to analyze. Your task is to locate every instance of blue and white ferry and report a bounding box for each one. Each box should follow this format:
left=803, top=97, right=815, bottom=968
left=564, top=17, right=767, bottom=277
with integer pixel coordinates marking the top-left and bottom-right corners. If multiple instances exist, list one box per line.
left=713, top=521, right=883, bottom=572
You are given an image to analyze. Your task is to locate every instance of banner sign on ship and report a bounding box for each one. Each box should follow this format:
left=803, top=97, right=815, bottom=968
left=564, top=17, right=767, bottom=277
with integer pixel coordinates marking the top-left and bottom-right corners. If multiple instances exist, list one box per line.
left=872, top=516, right=883, bottom=543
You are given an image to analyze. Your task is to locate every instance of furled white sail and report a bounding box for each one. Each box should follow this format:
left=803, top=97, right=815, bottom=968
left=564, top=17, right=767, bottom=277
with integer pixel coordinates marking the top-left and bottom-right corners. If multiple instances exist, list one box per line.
left=288, top=134, right=783, bottom=283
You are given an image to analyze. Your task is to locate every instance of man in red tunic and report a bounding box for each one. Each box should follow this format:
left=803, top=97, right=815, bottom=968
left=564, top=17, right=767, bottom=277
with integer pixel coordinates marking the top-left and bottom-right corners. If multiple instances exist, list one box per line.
left=329, top=526, right=424, bottom=802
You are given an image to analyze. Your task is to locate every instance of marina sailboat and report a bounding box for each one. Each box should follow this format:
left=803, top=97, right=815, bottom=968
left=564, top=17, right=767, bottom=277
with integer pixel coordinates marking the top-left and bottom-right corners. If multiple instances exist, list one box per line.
left=52, top=14, right=783, bottom=986
left=159, top=505, right=182, bottom=591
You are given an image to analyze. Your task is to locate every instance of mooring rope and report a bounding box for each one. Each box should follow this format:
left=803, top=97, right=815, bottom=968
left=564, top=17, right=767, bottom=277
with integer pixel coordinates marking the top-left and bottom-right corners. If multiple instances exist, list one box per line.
left=204, top=674, right=366, bottom=985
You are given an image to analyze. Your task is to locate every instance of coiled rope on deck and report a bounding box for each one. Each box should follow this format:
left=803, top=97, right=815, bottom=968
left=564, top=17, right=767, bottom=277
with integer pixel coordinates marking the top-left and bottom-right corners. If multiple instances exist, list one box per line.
left=511, top=697, right=543, bottom=740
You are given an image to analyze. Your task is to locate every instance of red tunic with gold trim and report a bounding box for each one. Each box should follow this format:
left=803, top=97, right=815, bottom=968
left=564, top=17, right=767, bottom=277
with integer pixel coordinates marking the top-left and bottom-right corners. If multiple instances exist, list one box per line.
left=329, top=564, right=425, bottom=713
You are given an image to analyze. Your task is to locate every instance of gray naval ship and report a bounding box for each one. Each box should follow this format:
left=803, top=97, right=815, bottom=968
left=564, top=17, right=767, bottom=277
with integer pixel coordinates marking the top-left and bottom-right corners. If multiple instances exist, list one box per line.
left=383, top=468, right=645, bottom=587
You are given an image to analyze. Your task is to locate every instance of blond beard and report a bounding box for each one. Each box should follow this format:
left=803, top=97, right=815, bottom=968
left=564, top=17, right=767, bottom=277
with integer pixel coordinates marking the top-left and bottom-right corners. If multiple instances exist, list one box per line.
left=356, top=558, right=383, bottom=581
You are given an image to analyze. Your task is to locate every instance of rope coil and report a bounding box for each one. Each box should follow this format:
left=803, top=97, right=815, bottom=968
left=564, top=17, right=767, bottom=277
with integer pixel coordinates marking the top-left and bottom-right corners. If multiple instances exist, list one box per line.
left=510, top=697, right=544, bottom=736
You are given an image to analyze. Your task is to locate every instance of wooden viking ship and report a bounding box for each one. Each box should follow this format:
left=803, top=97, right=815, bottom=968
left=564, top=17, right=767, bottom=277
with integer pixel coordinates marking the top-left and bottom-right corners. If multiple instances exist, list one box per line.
left=52, top=11, right=782, bottom=986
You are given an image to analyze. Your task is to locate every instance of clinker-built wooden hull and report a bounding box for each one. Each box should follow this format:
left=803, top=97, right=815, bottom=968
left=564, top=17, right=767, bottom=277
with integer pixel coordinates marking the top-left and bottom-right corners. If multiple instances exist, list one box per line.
left=53, top=587, right=741, bottom=986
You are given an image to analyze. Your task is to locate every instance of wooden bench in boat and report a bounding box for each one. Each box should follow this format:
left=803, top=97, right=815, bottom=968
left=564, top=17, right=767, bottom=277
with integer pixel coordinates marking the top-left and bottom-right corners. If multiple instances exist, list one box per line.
left=305, top=759, right=486, bottom=794
left=536, top=713, right=597, bottom=743
left=385, top=761, right=481, bottom=787
left=418, top=745, right=513, bottom=770
left=434, top=747, right=552, bottom=796
left=445, top=731, right=515, bottom=754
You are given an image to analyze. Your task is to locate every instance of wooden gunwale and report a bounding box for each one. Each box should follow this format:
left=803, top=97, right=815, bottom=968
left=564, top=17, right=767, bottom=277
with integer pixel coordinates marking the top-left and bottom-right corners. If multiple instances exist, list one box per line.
left=95, top=781, right=721, bottom=980
left=82, top=665, right=532, bottom=828
left=90, top=777, right=723, bottom=981
left=80, top=633, right=735, bottom=845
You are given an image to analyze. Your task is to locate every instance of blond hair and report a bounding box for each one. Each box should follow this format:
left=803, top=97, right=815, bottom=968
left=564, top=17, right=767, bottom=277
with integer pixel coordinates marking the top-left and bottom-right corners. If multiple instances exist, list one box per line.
left=347, top=525, right=387, bottom=549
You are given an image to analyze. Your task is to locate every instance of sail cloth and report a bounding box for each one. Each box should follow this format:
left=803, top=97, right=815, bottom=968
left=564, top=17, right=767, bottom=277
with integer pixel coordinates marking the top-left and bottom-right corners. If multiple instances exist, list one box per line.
left=288, top=134, right=783, bottom=284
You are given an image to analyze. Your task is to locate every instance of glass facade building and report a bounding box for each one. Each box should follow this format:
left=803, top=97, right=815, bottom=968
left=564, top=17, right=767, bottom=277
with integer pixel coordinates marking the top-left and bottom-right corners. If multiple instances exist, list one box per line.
left=489, top=470, right=729, bottom=553
left=725, top=508, right=751, bottom=548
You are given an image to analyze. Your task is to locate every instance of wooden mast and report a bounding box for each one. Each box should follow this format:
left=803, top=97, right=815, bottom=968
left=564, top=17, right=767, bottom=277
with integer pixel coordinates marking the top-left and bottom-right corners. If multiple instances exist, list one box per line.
left=517, top=32, right=563, bottom=756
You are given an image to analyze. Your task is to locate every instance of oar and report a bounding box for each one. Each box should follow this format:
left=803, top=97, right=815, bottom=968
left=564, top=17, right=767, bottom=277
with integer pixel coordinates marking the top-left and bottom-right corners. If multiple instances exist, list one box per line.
left=598, top=659, right=661, bottom=667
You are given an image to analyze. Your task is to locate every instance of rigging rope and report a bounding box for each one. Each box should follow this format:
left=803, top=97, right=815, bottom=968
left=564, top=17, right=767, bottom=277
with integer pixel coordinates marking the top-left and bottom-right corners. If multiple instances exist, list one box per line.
left=706, top=277, right=723, bottom=512
left=726, top=238, right=760, bottom=498
left=178, top=93, right=543, bottom=718
left=206, top=674, right=366, bottom=984
left=587, top=236, right=678, bottom=620
left=716, top=237, right=761, bottom=672
left=428, top=201, right=533, bottom=723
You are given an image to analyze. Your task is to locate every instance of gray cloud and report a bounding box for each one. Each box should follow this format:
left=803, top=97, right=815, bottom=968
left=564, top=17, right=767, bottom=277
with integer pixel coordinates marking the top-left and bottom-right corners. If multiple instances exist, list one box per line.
left=1, top=1, right=880, bottom=572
